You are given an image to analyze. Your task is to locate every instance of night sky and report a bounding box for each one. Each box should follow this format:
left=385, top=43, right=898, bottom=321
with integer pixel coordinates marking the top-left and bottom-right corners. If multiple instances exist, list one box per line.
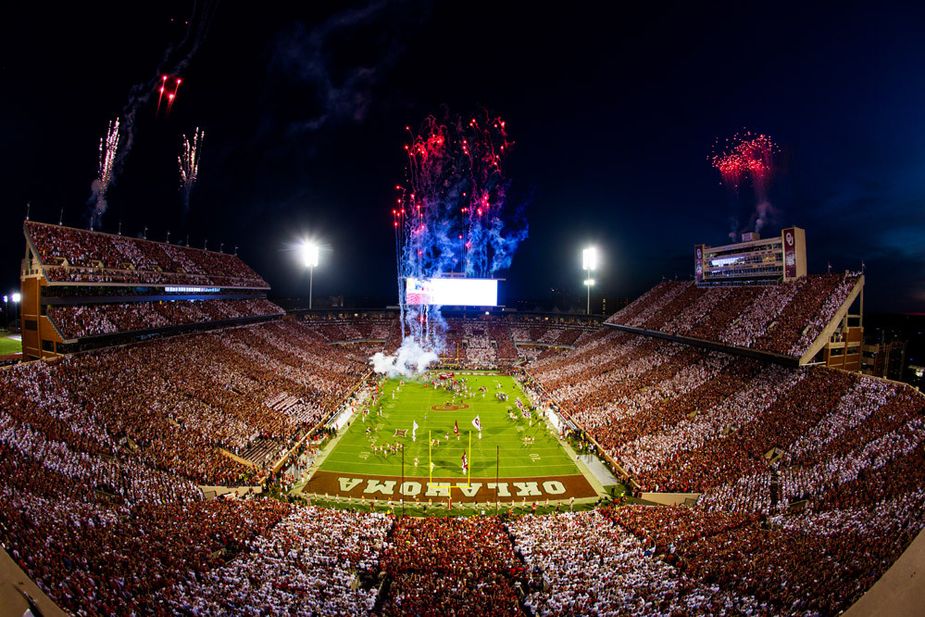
left=3, top=1, right=924, bottom=313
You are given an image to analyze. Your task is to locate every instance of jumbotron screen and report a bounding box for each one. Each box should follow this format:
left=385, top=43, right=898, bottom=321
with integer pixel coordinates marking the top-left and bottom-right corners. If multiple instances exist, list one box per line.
left=405, top=277, right=498, bottom=306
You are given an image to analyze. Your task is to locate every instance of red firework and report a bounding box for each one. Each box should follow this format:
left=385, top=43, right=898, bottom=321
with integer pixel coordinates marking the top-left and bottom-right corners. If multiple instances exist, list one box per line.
left=157, top=75, right=168, bottom=112
left=710, top=130, right=778, bottom=196
left=169, top=77, right=182, bottom=112
left=393, top=111, right=513, bottom=277
left=156, top=75, right=184, bottom=114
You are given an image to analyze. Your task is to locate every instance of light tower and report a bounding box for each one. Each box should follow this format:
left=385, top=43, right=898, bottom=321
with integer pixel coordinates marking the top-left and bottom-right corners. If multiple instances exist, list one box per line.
left=582, top=247, right=597, bottom=315
left=301, top=241, right=320, bottom=310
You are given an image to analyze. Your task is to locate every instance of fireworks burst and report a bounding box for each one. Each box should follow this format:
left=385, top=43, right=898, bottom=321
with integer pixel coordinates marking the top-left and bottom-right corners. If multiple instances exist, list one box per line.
left=90, top=117, right=121, bottom=228
left=710, top=130, right=780, bottom=235
left=710, top=130, right=778, bottom=194
left=178, top=127, right=205, bottom=212
left=391, top=111, right=527, bottom=348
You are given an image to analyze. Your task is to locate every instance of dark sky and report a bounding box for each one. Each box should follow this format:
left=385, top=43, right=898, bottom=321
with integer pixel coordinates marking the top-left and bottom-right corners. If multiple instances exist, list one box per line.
left=3, top=1, right=924, bottom=312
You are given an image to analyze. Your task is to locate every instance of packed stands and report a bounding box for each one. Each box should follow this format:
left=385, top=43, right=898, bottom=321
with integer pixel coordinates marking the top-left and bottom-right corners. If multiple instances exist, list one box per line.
left=21, top=221, right=282, bottom=358
left=458, top=323, right=498, bottom=368
left=606, top=272, right=861, bottom=358
left=0, top=312, right=922, bottom=616
left=25, top=221, right=267, bottom=288
left=47, top=298, right=284, bottom=339
left=508, top=510, right=760, bottom=614
left=299, top=312, right=598, bottom=367
left=2, top=255, right=924, bottom=616
left=379, top=517, right=524, bottom=616
left=167, top=507, right=390, bottom=615
left=607, top=498, right=925, bottom=615
left=1, top=320, right=368, bottom=486
left=528, top=326, right=923, bottom=502
left=489, top=324, right=519, bottom=360
left=0, top=380, right=288, bottom=615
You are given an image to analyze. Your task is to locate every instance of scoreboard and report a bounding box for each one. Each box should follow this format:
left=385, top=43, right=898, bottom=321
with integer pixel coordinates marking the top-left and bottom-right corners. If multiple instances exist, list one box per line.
left=695, top=227, right=806, bottom=285
left=405, top=277, right=499, bottom=306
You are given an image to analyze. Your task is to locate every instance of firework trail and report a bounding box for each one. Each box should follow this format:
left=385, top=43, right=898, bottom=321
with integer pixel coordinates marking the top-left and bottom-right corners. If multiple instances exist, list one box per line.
left=167, top=77, right=182, bottom=113
left=710, top=130, right=779, bottom=237
left=178, top=127, right=205, bottom=213
left=381, top=110, right=527, bottom=373
left=157, top=75, right=184, bottom=114
left=86, top=2, right=217, bottom=226
left=157, top=75, right=168, bottom=112
left=89, top=118, right=121, bottom=229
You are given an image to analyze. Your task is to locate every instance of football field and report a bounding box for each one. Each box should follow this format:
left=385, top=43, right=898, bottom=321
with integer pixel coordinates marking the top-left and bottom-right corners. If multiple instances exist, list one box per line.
left=306, top=372, right=599, bottom=503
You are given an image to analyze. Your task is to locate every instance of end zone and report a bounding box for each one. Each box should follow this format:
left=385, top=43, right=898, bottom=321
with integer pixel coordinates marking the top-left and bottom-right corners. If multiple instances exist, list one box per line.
left=304, top=470, right=598, bottom=503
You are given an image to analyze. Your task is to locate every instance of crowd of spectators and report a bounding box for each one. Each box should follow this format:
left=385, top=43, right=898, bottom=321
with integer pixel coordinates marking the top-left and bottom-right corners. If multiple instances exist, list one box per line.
left=490, top=325, right=519, bottom=360
left=378, top=517, right=524, bottom=616
left=0, top=311, right=389, bottom=614
left=607, top=273, right=861, bottom=358
left=48, top=297, right=284, bottom=339
left=0, top=395, right=290, bottom=615
left=301, top=314, right=599, bottom=367
left=167, top=507, right=391, bottom=615
left=698, top=380, right=925, bottom=513
left=529, top=325, right=923, bottom=504
left=615, top=365, right=801, bottom=492
left=0, top=297, right=923, bottom=616
left=459, top=324, right=499, bottom=368
left=508, top=510, right=762, bottom=615
left=1, top=319, right=368, bottom=486
left=524, top=324, right=923, bottom=612
left=608, top=491, right=925, bottom=615
left=26, top=220, right=267, bottom=288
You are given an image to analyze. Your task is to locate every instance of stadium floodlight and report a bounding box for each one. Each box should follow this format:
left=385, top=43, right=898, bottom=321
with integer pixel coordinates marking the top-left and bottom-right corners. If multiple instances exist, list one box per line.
left=582, top=247, right=598, bottom=272
left=11, top=292, right=21, bottom=304
left=582, top=247, right=598, bottom=315
left=300, top=241, right=320, bottom=268
left=300, top=241, right=321, bottom=310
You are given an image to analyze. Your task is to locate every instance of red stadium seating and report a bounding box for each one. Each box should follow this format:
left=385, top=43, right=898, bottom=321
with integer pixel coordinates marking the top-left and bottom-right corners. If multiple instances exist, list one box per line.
left=47, top=298, right=284, bottom=339
left=606, top=273, right=861, bottom=358
left=0, top=308, right=921, bottom=616
left=25, top=221, right=268, bottom=288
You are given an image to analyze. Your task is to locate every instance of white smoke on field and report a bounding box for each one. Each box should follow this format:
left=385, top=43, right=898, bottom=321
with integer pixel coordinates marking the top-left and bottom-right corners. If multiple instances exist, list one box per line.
left=370, top=336, right=438, bottom=378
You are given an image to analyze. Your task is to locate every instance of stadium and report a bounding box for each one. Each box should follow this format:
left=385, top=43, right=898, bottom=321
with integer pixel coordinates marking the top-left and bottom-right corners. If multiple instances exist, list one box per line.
left=4, top=4, right=925, bottom=616
left=0, top=217, right=922, bottom=616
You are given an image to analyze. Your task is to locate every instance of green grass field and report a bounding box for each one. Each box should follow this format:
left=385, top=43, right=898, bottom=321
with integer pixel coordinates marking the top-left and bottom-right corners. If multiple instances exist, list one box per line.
left=0, top=334, right=21, bottom=355
left=318, top=372, right=582, bottom=481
